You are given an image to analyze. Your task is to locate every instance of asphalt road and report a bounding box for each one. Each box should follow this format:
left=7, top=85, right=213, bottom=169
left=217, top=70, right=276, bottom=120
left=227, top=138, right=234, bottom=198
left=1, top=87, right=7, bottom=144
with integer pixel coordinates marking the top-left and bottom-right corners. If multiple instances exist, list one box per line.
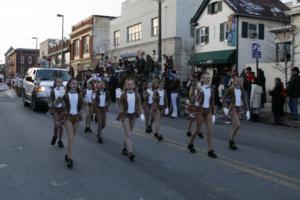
left=0, top=89, right=300, bottom=200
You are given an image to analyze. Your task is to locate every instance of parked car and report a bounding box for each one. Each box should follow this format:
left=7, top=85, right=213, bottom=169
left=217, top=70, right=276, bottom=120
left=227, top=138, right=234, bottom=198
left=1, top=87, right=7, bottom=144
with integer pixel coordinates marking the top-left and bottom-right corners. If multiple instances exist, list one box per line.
left=22, top=68, right=71, bottom=111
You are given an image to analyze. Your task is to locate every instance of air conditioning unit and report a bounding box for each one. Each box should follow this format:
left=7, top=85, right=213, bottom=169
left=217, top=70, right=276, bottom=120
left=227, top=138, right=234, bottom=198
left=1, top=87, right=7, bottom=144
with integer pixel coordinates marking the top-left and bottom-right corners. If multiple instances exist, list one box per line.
left=249, top=32, right=257, bottom=39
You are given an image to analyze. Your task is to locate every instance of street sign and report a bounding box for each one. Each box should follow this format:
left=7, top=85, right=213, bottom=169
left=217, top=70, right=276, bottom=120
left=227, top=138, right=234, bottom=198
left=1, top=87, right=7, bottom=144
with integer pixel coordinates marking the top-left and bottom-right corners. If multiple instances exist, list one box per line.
left=252, top=43, right=261, bottom=59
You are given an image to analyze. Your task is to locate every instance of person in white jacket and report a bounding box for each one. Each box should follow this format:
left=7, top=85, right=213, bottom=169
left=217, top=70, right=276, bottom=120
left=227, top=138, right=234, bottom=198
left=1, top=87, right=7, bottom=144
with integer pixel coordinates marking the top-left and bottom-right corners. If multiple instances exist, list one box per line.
left=250, top=79, right=263, bottom=122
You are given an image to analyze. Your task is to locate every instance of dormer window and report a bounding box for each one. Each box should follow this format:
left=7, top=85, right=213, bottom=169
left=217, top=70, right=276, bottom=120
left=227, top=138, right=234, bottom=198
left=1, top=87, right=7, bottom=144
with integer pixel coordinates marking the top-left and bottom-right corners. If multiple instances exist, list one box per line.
left=208, top=1, right=222, bottom=15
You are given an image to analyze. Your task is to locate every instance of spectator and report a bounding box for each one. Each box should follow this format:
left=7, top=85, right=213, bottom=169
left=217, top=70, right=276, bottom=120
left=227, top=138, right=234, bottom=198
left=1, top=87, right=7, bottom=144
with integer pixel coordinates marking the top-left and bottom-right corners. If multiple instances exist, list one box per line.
left=211, top=68, right=222, bottom=108
left=250, top=78, right=263, bottom=122
left=269, top=78, right=285, bottom=125
left=287, top=67, right=300, bottom=120
left=223, top=68, right=231, bottom=90
left=256, top=68, right=267, bottom=108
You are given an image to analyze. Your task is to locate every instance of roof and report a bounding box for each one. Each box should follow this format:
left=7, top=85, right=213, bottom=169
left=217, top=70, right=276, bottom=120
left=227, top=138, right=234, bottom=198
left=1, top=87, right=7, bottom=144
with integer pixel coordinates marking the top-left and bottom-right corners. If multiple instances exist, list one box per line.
left=191, top=0, right=290, bottom=24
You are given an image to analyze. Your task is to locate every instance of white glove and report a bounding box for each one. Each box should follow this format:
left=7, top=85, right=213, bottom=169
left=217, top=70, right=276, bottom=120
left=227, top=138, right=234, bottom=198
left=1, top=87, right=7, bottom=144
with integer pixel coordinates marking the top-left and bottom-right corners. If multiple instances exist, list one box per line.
left=140, top=114, right=145, bottom=122
left=115, top=88, right=122, bottom=98
left=164, top=108, right=169, bottom=116
left=223, top=108, right=229, bottom=116
left=246, top=111, right=251, bottom=120
left=185, top=100, right=190, bottom=105
left=212, top=115, right=216, bottom=125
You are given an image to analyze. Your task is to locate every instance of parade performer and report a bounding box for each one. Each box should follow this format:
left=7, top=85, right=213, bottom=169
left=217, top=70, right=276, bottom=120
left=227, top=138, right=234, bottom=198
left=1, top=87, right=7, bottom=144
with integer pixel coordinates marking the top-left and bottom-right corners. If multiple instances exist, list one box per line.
left=143, top=81, right=154, bottom=133
left=222, top=77, right=250, bottom=150
left=83, top=81, right=95, bottom=133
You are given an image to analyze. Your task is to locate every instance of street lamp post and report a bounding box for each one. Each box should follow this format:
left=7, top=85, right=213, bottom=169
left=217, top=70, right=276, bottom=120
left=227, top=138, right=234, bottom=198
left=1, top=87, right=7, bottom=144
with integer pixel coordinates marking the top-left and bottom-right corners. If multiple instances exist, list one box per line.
left=32, top=37, right=38, bottom=66
left=57, top=14, right=64, bottom=68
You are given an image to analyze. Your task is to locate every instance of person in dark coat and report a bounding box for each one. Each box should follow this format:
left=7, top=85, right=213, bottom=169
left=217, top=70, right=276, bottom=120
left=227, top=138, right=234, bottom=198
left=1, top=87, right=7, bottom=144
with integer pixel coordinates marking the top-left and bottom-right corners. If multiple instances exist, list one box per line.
left=269, top=78, right=285, bottom=125
left=211, top=68, right=222, bottom=108
left=256, top=68, right=267, bottom=108
left=287, top=67, right=300, bottom=120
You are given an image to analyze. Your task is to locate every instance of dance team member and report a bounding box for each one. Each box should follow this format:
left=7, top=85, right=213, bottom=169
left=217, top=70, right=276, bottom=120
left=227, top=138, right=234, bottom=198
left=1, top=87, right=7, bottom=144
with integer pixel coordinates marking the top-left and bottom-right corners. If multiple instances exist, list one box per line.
left=83, top=81, right=94, bottom=133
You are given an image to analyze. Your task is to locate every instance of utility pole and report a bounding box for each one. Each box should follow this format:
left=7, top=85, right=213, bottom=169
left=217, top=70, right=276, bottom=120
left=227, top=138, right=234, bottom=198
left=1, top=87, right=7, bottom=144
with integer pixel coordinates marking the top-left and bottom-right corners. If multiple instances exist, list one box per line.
left=32, top=37, right=38, bottom=65
left=158, top=0, right=162, bottom=64
left=57, top=14, right=64, bottom=68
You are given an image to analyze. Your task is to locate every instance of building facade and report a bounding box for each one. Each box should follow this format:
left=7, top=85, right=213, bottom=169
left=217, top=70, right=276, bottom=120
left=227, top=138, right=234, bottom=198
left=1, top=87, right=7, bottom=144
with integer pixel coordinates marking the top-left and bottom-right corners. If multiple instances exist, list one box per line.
left=5, top=48, right=39, bottom=78
left=39, top=39, right=59, bottom=60
left=190, top=0, right=290, bottom=81
left=48, top=39, right=71, bottom=68
left=70, top=15, right=115, bottom=77
left=109, top=0, right=203, bottom=78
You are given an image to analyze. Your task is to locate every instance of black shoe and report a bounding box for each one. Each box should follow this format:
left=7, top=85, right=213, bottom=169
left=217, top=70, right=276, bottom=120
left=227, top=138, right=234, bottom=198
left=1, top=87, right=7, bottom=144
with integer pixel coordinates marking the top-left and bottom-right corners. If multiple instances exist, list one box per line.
left=187, top=144, right=196, bottom=153
left=122, top=148, right=129, bottom=156
left=149, top=126, right=153, bottom=133
left=58, top=140, right=64, bottom=148
left=186, top=132, right=192, bottom=137
left=198, top=132, right=204, bottom=139
left=157, top=135, right=164, bottom=142
left=208, top=150, right=218, bottom=158
left=229, top=140, right=238, bottom=150
left=146, top=126, right=152, bottom=133
left=65, top=155, right=68, bottom=162
left=97, top=136, right=103, bottom=144
left=67, top=159, right=73, bottom=168
left=87, top=127, right=92, bottom=132
left=84, top=127, right=89, bottom=133
left=51, top=136, right=57, bottom=146
left=154, top=133, right=159, bottom=139
left=128, top=153, right=135, bottom=161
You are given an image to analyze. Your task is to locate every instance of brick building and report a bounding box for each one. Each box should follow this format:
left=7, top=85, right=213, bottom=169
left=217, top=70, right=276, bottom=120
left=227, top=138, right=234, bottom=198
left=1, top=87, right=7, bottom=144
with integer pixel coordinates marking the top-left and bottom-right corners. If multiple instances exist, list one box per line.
left=48, top=39, right=71, bottom=68
left=5, top=48, right=39, bottom=78
left=70, top=15, right=115, bottom=77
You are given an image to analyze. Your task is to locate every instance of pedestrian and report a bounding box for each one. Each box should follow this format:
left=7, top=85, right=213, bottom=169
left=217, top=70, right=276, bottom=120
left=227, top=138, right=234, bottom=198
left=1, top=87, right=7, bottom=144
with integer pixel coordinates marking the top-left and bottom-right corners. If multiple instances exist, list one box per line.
left=83, top=82, right=94, bottom=133
left=187, top=72, right=217, bottom=158
left=169, top=71, right=180, bottom=118
left=116, top=79, right=143, bottom=161
left=222, top=77, right=250, bottom=150
left=151, top=80, right=168, bottom=142
left=211, top=68, right=222, bottom=108
left=223, top=68, right=231, bottom=91
left=50, top=78, right=65, bottom=148
left=63, top=78, right=83, bottom=168
left=269, top=78, right=285, bottom=125
left=95, top=81, right=110, bottom=144
left=256, top=68, right=266, bottom=108
left=287, top=67, right=300, bottom=120
left=142, top=81, right=154, bottom=133
left=250, top=78, right=263, bottom=122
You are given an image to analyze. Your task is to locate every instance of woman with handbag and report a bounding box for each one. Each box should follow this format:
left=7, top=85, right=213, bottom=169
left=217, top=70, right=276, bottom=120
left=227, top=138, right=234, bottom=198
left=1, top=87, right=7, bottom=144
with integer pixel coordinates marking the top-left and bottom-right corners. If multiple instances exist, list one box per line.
left=63, top=78, right=83, bottom=168
left=50, top=78, right=65, bottom=148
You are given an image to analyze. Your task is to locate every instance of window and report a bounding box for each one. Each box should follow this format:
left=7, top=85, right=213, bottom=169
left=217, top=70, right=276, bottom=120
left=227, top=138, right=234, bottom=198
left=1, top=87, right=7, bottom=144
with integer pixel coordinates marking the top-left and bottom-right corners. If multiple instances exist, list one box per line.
left=200, top=27, right=209, bottom=44
left=220, top=22, right=229, bottom=42
left=28, top=56, right=32, bottom=64
left=208, top=1, right=222, bottom=14
left=21, top=56, right=25, bottom=64
left=127, top=23, right=142, bottom=42
left=36, top=70, right=71, bottom=81
left=276, top=42, right=291, bottom=62
left=242, top=22, right=264, bottom=40
left=74, top=40, right=80, bottom=58
left=151, top=18, right=159, bottom=36
left=83, top=36, right=89, bottom=55
left=190, top=26, right=195, bottom=38
left=114, top=30, right=120, bottom=46
left=196, top=28, right=200, bottom=44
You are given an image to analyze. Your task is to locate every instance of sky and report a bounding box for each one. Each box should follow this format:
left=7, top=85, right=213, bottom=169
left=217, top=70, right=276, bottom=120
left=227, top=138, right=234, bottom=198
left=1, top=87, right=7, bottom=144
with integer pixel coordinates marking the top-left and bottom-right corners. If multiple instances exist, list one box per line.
left=0, top=0, right=125, bottom=63
left=0, top=0, right=291, bottom=63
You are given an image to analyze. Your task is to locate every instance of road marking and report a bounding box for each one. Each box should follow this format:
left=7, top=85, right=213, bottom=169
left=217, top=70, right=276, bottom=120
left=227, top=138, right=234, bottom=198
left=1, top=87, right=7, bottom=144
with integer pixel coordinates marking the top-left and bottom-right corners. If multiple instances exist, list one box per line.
left=0, top=164, right=8, bottom=169
left=107, top=120, right=300, bottom=192
left=50, top=181, right=68, bottom=187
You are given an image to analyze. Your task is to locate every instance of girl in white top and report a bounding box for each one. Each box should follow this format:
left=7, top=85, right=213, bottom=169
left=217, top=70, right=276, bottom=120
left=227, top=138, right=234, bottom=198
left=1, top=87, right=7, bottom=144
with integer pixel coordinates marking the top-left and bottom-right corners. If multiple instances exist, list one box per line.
left=83, top=82, right=95, bottom=133
left=95, top=81, right=110, bottom=144
left=151, top=81, right=169, bottom=142
left=50, top=78, right=65, bottom=148
left=117, top=79, right=143, bottom=162
left=63, top=78, right=83, bottom=168
left=142, top=81, right=155, bottom=134
left=187, top=72, right=217, bottom=158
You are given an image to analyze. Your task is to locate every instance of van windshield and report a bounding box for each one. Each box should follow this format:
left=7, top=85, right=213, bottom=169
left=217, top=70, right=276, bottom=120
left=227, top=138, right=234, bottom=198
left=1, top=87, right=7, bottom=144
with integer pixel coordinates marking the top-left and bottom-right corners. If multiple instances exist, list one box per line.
left=36, top=70, right=71, bottom=81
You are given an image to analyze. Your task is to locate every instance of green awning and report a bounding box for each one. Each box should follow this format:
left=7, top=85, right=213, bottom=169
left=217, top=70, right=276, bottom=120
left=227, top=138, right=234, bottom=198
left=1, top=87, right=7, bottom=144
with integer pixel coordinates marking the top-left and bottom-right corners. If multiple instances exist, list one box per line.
left=188, top=50, right=236, bottom=65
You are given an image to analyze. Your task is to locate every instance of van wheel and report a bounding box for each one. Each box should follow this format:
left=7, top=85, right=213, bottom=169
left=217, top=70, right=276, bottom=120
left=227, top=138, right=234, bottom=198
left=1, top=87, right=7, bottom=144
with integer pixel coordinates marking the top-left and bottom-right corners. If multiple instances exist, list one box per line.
left=31, top=96, right=39, bottom=112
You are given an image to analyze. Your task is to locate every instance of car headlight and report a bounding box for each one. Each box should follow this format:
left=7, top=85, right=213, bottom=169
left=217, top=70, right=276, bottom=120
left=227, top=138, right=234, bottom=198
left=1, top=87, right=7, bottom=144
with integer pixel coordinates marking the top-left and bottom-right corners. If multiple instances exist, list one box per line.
left=36, top=86, right=46, bottom=93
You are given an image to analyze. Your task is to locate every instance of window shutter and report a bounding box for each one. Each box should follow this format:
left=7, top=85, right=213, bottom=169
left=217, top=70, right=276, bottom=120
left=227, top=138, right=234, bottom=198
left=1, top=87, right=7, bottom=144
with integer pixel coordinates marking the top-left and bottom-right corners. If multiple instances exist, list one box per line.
left=208, top=4, right=212, bottom=14
left=218, top=1, right=223, bottom=12
left=220, top=23, right=225, bottom=42
left=206, top=27, right=209, bottom=44
left=259, top=24, right=265, bottom=40
left=196, top=29, right=200, bottom=45
left=242, top=22, right=248, bottom=38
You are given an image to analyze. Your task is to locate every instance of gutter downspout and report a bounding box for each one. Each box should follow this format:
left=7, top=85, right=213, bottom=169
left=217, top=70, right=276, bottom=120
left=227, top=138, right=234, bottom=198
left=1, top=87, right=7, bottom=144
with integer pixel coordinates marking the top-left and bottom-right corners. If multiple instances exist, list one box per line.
left=236, top=15, right=239, bottom=75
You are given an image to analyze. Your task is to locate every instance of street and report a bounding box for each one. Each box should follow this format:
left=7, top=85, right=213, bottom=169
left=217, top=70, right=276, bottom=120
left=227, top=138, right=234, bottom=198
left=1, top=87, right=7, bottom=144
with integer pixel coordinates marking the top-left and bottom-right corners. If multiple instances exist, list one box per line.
left=0, top=89, right=300, bottom=200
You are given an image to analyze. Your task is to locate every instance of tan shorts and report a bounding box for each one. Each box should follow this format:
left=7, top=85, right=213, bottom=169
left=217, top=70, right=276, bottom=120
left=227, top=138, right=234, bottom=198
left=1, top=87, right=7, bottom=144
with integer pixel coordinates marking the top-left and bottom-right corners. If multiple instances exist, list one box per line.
left=67, top=114, right=81, bottom=125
